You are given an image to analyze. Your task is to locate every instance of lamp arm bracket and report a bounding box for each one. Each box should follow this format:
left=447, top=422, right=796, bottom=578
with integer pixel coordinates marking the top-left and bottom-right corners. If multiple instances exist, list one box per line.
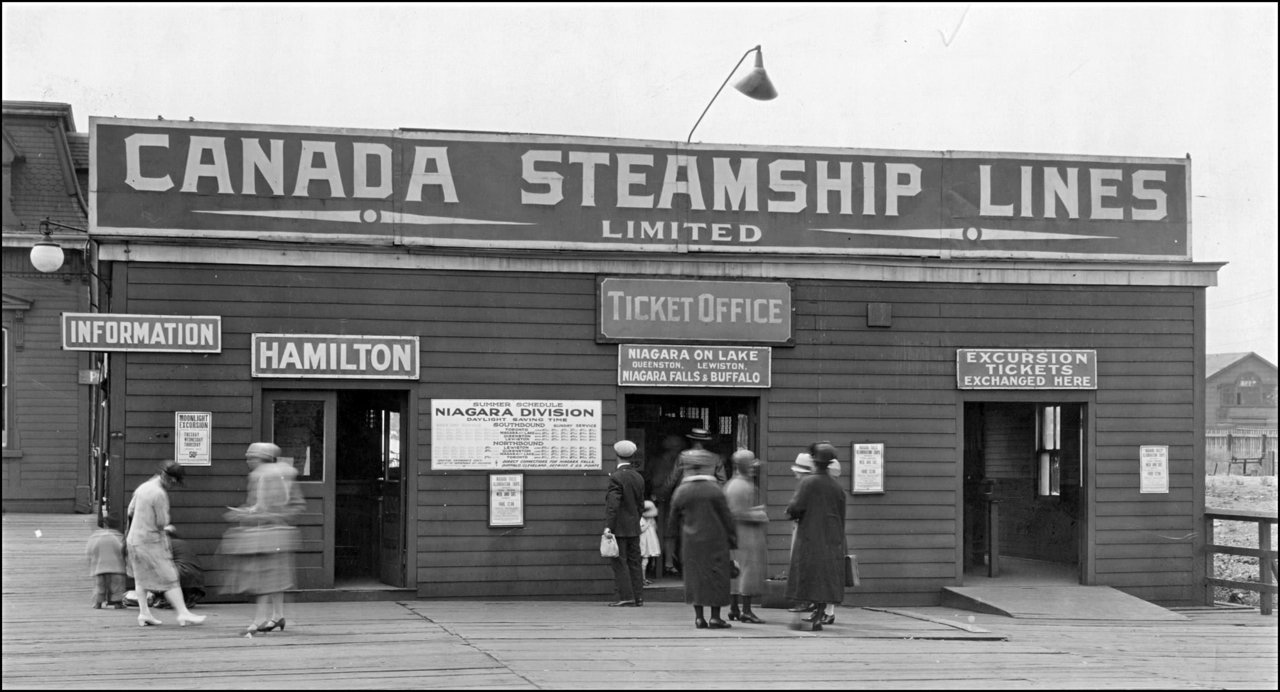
left=687, top=46, right=759, bottom=144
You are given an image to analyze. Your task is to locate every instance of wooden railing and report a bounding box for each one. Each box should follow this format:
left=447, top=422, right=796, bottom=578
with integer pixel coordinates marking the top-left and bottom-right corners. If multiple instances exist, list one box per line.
left=1204, top=508, right=1278, bottom=615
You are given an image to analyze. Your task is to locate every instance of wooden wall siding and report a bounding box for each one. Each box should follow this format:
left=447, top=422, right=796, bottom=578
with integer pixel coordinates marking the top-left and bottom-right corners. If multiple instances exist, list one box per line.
left=114, top=264, right=1204, bottom=606
left=764, top=280, right=1201, bottom=607
left=2, top=263, right=87, bottom=512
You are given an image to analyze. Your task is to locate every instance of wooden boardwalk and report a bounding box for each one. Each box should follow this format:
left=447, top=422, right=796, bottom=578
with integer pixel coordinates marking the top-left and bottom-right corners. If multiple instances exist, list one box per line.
left=4, top=513, right=1276, bottom=689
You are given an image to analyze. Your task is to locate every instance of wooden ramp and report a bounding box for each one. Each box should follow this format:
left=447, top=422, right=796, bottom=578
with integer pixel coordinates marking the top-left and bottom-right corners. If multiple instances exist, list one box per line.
left=942, top=585, right=1189, bottom=620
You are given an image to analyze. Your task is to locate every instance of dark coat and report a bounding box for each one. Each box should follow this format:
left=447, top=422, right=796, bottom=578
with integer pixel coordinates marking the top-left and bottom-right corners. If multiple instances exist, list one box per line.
left=785, top=473, right=847, bottom=604
left=668, top=477, right=737, bottom=606
left=605, top=464, right=645, bottom=537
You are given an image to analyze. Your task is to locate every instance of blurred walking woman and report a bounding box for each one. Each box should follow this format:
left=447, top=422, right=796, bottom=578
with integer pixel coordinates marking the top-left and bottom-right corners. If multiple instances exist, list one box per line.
left=127, top=460, right=206, bottom=627
left=667, top=448, right=738, bottom=629
left=223, top=443, right=304, bottom=635
left=785, top=442, right=847, bottom=631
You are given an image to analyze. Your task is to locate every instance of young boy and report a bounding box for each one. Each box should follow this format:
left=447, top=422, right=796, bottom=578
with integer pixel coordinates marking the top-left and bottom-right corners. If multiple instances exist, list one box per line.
left=86, top=515, right=127, bottom=609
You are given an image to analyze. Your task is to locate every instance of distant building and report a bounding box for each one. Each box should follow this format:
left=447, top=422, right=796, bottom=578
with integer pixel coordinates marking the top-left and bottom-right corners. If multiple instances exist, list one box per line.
left=2, top=101, right=95, bottom=513
left=1206, top=352, right=1278, bottom=430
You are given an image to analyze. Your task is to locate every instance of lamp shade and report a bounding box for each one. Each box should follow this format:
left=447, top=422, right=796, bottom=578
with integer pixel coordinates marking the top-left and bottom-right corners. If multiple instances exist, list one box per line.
left=733, top=49, right=777, bottom=100
left=30, top=240, right=65, bottom=273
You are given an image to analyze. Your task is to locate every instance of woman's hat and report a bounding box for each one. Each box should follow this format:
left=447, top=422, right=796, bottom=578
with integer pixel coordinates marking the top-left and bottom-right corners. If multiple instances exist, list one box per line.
left=642, top=500, right=658, bottom=518
left=246, top=442, right=281, bottom=461
left=159, top=459, right=186, bottom=486
left=790, top=452, right=814, bottom=475
left=686, top=427, right=713, bottom=441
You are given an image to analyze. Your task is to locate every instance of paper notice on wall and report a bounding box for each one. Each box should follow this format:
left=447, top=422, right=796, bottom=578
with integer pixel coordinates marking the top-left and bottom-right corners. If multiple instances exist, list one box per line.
left=431, top=400, right=602, bottom=470
left=1139, top=445, right=1169, bottom=494
left=174, top=412, right=212, bottom=466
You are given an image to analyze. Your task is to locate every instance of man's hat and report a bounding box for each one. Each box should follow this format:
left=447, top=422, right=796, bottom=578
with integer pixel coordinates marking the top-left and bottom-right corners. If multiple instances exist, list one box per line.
left=686, top=428, right=713, bottom=441
left=613, top=440, right=637, bottom=458
left=160, top=459, right=186, bottom=487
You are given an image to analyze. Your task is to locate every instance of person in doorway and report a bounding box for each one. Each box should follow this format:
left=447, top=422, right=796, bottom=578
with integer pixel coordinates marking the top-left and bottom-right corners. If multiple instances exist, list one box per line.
left=668, top=449, right=737, bottom=629
left=650, top=434, right=686, bottom=576
left=86, top=514, right=126, bottom=609
left=785, top=442, right=847, bottom=632
left=224, top=442, right=305, bottom=635
left=639, top=500, right=661, bottom=585
left=724, top=449, right=768, bottom=623
left=604, top=440, right=646, bottom=607
left=126, top=460, right=206, bottom=627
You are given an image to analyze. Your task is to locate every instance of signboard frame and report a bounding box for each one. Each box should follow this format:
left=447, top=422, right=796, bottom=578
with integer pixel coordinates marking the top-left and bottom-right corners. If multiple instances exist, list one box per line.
left=62, top=313, right=222, bottom=353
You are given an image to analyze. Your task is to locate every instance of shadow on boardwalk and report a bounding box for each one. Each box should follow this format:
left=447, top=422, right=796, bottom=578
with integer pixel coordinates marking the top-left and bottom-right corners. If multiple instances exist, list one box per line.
left=4, top=513, right=1276, bottom=689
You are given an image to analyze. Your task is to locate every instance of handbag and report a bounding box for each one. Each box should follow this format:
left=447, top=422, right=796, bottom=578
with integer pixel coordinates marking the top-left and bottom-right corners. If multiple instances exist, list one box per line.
left=600, top=531, right=619, bottom=559
left=845, top=553, right=861, bottom=587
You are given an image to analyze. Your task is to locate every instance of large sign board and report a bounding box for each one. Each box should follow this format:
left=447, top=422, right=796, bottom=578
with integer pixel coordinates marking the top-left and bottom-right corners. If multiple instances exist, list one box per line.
left=431, top=399, right=601, bottom=470
left=618, top=344, right=771, bottom=387
left=599, top=278, right=792, bottom=344
left=251, top=334, right=419, bottom=379
left=92, top=118, right=1191, bottom=261
left=62, top=313, right=221, bottom=352
left=956, top=349, right=1097, bottom=390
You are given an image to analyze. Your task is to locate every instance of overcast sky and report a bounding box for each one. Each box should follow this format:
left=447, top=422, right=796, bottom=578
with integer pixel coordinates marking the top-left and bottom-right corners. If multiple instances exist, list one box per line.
left=4, top=2, right=1276, bottom=363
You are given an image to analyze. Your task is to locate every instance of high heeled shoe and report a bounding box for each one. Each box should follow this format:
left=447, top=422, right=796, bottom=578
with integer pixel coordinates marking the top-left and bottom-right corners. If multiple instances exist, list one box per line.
left=694, top=617, right=708, bottom=629
left=256, top=617, right=285, bottom=632
left=177, top=613, right=206, bottom=627
left=708, top=617, right=731, bottom=629
left=727, top=609, right=741, bottom=621
left=138, top=614, right=162, bottom=627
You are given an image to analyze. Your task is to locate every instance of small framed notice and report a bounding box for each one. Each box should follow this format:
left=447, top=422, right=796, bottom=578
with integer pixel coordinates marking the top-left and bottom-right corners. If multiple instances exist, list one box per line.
left=174, top=412, right=212, bottom=466
left=852, top=443, right=885, bottom=494
left=1139, top=445, right=1169, bottom=494
left=489, top=473, right=525, bottom=528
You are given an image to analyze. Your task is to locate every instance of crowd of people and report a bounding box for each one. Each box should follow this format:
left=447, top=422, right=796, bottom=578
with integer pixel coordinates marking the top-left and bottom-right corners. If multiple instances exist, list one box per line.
left=605, top=431, right=851, bottom=631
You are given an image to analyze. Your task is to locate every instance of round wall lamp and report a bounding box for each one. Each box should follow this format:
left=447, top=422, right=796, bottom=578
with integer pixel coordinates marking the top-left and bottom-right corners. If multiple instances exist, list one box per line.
left=30, top=217, right=85, bottom=273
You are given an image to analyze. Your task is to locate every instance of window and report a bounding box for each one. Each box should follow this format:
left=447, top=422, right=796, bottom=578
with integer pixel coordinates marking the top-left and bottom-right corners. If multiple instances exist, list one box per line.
left=1036, top=404, right=1061, bottom=497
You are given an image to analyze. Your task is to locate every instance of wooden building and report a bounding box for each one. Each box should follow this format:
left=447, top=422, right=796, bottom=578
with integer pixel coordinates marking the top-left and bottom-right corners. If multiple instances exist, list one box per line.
left=86, top=118, right=1222, bottom=606
left=1, top=101, right=96, bottom=513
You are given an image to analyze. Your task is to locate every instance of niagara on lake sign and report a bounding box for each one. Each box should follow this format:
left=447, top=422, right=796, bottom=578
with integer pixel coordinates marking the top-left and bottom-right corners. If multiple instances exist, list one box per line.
left=251, top=334, right=419, bottom=379
left=956, top=349, right=1097, bottom=390
left=618, top=344, right=772, bottom=387
left=92, top=118, right=1190, bottom=261
left=62, top=313, right=221, bottom=352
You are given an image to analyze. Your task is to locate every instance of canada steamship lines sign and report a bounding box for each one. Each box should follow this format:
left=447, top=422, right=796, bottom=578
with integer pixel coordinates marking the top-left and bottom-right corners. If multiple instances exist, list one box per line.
left=92, top=118, right=1190, bottom=261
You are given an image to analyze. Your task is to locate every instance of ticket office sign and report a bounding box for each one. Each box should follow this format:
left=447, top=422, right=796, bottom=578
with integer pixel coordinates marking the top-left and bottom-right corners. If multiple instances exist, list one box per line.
left=618, top=344, right=771, bottom=387
left=598, top=277, right=792, bottom=344
left=431, top=400, right=601, bottom=470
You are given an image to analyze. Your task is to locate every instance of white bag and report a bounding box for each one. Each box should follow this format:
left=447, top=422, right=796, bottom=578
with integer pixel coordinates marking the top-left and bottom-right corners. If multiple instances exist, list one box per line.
left=600, top=531, right=619, bottom=558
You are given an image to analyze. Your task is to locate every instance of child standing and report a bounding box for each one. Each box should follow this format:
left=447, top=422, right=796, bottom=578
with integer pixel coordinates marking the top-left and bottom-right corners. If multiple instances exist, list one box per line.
left=86, top=515, right=127, bottom=609
left=639, top=500, right=661, bottom=585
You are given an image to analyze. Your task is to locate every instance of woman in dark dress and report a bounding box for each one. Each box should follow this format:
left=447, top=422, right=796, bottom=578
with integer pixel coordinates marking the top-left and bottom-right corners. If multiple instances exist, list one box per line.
left=667, top=448, right=738, bottom=629
left=785, top=442, right=847, bottom=631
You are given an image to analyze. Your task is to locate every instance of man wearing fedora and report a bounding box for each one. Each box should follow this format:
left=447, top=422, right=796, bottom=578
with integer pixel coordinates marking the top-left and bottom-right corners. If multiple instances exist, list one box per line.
left=604, top=440, right=646, bottom=607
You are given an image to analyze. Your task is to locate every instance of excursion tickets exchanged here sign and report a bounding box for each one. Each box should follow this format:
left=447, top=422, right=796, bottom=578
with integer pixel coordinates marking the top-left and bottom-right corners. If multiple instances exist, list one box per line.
left=431, top=400, right=602, bottom=470
left=92, top=118, right=1190, bottom=261
left=956, top=349, right=1097, bottom=390
left=619, top=345, right=771, bottom=387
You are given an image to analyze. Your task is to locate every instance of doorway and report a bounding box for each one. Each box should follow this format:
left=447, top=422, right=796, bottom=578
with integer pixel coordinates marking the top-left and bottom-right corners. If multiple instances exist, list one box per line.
left=263, top=389, right=407, bottom=590
left=963, top=402, right=1084, bottom=584
left=624, top=393, right=758, bottom=582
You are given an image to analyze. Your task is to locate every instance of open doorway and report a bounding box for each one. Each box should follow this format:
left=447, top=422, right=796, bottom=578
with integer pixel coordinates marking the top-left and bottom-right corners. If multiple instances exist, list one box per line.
left=963, top=402, right=1084, bottom=584
left=624, top=393, right=758, bottom=583
left=334, top=391, right=406, bottom=588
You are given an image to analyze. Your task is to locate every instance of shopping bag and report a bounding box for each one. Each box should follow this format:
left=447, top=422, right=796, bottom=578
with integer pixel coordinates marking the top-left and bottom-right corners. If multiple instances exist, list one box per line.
left=845, top=554, right=861, bottom=587
left=600, top=531, right=619, bottom=558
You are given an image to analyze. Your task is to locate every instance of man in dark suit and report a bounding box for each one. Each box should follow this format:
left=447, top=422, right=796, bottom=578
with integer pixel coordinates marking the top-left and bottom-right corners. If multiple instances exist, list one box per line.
left=605, top=440, right=646, bottom=607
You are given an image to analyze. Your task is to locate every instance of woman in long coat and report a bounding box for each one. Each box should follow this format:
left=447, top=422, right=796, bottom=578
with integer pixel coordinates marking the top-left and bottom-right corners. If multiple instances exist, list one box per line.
left=724, top=449, right=768, bottom=623
left=667, top=448, right=738, bottom=629
left=785, top=442, right=847, bottom=631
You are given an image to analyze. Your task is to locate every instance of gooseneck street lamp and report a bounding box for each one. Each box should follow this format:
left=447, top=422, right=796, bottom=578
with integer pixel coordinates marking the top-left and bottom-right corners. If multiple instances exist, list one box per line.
left=687, top=45, right=778, bottom=143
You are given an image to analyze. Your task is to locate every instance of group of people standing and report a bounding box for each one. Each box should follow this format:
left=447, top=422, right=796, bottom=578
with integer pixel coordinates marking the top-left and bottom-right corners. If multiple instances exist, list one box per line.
left=604, top=431, right=849, bottom=632
left=86, top=442, right=303, bottom=635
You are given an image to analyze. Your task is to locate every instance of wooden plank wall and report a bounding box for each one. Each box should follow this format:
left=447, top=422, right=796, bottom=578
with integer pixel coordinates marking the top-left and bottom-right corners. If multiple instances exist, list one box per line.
left=114, top=264, right=1203, bottom=606
left=2, top=252, right=88, bottom=512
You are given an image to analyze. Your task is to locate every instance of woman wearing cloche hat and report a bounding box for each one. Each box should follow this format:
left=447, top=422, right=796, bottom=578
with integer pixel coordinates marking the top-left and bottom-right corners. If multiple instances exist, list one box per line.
left=125, top=460, right=206, bottom=627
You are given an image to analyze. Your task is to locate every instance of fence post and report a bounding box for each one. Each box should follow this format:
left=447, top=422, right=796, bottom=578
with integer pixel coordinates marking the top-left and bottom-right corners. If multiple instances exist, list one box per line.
left=1261, top=520, right=1274, bottom=616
